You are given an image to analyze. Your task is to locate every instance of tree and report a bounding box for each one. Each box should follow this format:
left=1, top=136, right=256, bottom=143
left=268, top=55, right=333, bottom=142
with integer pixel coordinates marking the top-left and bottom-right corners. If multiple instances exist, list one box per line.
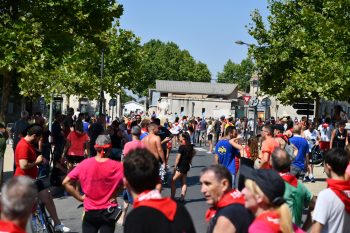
left=136, top=39, right=211, bottom=95
left=248, top=0, right=350, bottom=118
left=217, top=58, right=254, bottom=91
left=0, top=1, right=143, bottom=121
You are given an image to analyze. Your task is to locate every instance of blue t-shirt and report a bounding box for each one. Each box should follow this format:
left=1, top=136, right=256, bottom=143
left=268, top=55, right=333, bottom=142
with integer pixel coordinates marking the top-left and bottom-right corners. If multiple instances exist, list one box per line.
left=289, top=136, right=309, bottom=170
left=215, top=139, right=239, bottom=175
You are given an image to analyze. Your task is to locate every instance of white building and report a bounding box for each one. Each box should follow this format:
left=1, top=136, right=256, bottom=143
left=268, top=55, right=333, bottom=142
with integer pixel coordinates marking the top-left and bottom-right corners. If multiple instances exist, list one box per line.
left=149, top=80, right=238, bottom=118
left=123, top=101, right=145, bottom=115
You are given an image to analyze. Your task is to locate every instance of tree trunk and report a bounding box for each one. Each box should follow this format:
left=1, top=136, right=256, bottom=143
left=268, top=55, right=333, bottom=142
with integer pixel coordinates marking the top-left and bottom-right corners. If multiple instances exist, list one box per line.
left=0, top=72, right=13, bottom=123
left=314, top=95, right=320, bottom=123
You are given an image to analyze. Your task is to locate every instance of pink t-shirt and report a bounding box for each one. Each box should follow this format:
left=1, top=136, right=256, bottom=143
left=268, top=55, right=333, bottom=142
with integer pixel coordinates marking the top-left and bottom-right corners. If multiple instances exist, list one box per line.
left=123, top=140, right=145, bottom=156
left=67, top=131, right=89, bottom=156
left=346, top=162, right=350, bottom=177
left=68, top=157, right=123, bottom=211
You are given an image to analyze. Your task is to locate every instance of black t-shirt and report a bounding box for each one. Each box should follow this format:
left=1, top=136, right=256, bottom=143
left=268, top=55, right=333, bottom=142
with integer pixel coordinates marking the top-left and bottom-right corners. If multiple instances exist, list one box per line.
left=157, top=126, right=172, bottom=151
left=207, top=204, right=254, bottom=233
left=51, top=120, right=64, bottom=144
left=124, top=204, right=196, bottom=233
left=177, top=145, right=193, bottom=168
left=88, top=122, right=104, bottom=144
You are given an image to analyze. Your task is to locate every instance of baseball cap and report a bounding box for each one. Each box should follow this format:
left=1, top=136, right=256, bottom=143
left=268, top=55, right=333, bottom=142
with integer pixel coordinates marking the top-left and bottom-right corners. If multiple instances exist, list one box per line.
left=240, top=165, right=285, bottom=206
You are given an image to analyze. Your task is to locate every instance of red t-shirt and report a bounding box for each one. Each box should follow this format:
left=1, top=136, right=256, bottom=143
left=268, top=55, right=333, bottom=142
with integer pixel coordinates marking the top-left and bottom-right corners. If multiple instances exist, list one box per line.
left=14, top=138, right=38, bottom=179
left=67, top=131, right=89, bottom=156
left=0, top=220, right=26, bottom=233
left=68, top=157, right=123, bottom=211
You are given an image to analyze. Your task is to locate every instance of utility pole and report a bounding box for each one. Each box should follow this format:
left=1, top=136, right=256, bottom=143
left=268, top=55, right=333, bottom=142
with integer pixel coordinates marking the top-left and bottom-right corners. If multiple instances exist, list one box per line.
left=99, top=49, right=105, bottom=114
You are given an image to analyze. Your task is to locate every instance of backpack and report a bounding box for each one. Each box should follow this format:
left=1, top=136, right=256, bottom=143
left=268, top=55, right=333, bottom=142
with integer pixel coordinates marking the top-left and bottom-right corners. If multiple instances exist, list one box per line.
left=285, top=142, right=298, bottom=161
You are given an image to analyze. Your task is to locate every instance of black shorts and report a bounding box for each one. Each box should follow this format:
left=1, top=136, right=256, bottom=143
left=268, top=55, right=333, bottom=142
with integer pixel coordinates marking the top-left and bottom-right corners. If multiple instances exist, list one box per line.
left=176, top=164, right=190, bottom=175
left=208, top=134, right=213, bottom=141
left=66, top=155, right=85, bottom=164
left=34, top=179, right=46, bottom=193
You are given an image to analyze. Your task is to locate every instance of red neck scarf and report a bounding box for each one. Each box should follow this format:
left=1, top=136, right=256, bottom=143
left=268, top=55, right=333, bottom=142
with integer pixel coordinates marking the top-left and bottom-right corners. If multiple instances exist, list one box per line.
left=205, top=189, right=245, bottom=222
left=275, top=134, right=288, bottom=143
left=134, top=190, right=177, bottom=221
left=256, top=211, right=281, bottom=233
left=327, top=179, right=350, bottom=214
left=279, top=172, right=298, bottom=188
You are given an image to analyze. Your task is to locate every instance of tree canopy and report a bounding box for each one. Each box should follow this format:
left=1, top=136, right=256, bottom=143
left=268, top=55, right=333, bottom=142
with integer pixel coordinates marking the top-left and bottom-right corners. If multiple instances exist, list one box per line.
left=248, top=0, right=350, bottom=104
left=0, top=0, right=143, bottom=120
left=135, top=39, right=211, bottom=95
left=217, top=58, right=254, bottom=92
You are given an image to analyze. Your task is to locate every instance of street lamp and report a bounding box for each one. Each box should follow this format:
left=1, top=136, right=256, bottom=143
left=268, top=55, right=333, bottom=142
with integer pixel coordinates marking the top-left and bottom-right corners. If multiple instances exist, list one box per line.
left=235, top=40, right=259, bottom=136
left=99, top=48, right=105, bottom=114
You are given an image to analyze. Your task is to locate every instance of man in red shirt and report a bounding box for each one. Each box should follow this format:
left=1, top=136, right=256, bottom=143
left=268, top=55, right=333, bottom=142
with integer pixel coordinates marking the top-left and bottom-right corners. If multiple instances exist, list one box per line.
left=0, top=176, right=37, bottom=233
left=14, top=124, right=70, bottom=232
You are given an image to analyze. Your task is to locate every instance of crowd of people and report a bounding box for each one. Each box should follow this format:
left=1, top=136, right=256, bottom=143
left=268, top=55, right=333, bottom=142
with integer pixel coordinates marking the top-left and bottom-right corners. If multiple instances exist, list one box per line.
left=0, top=109, right=350, bottom=233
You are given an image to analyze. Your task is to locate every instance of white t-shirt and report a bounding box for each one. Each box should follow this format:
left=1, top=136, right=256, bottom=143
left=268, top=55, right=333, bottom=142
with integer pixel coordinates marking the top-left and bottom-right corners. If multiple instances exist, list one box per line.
left=207, top=125, right=213, bottom=135
left=313, top=188, right=350, bottom=233
left=304, top=129, right=320, bottom=151
left=318, top=124, right=334, bottom=142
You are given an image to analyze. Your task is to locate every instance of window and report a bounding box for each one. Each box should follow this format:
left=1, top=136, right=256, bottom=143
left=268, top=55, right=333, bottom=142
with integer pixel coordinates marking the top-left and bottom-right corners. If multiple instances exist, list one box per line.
left=181, top=107, right=184, bottom=112
left=202, top=108, right=205, bottom=113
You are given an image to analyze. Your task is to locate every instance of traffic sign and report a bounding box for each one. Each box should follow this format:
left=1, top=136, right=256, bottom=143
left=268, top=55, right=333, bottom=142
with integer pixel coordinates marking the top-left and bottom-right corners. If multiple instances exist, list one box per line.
left=292, top=103, right=314, bottom=109
left=261, top=97, right=271, bottom=107
left=109, top=99, right=117, bottom=107
left=243, top=95, right=251, bottom=105
left=249, top=97, right=259, bottom=107
left=296, top=109, right=314, bottom=115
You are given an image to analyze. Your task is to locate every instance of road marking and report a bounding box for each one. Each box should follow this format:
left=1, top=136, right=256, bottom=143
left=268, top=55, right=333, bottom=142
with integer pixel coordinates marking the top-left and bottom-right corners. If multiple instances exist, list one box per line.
left=194, top=147, right=207, bottom=152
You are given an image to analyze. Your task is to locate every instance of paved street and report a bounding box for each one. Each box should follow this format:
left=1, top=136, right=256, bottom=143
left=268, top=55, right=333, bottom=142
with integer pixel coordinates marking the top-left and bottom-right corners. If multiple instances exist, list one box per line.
left=2, top=144, right=327, bottom=233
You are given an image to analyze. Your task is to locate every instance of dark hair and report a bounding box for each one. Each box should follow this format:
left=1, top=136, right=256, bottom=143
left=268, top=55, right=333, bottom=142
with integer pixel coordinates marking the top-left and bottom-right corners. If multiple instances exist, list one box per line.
left=324, top=148, right=349, bottom=176
left=130, top=120, right=138, bottom=128
left=180, top=132, right=191, bottom=146
left=75, top=119, right=84, bottom=132
left=152, top=118, right=161, bottom=126
left=263, top=125, right=274, bottom=135
left=271, top=148, right=291, bottom=172
left=140, top=119, right=150, bottom=128
left=123, top=149, right=160, bottom=193
left=26, top=124, right=43, bottom=137
left=286, top=120, right=294, bottom=130
left=225, top=126, right=236, bottom=136
left=201, top=165, right=232, bottom=187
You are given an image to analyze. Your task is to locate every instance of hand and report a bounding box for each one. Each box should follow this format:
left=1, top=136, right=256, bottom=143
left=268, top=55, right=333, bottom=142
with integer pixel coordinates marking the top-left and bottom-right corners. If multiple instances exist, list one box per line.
left=60, top=156, right=66, bottom=164
left=79, top=194, right=85, bottom=202
left=35, top=155, right=44, bottom=165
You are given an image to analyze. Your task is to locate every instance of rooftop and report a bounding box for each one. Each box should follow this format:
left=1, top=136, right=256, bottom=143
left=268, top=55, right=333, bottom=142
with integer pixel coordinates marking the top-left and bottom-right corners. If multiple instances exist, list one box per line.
left=156, top=80, right=237, bottom=96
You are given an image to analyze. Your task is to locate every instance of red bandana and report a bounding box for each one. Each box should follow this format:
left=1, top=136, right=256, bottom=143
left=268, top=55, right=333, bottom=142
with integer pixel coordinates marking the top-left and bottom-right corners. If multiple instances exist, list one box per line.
left=275, top=134, right=289, bottom=143
left=94, top=143, right=112, bottom=156
left=327, top=179, right=350, bottom=214
left=205, top=189, right=245, bottom=222
left=134, top=190, right=177, bottom=221
left=256, top=211, right=281, bottom=233
left=279, top=172, right=298, bottom=188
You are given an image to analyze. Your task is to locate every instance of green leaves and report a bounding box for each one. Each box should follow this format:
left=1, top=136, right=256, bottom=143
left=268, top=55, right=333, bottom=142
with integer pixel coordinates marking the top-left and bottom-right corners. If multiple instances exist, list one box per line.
left=136, top=39, right=211, bottom=96
left=248, top=0, right=350, bottom=104
left=217, top=58, right=254, bottom=92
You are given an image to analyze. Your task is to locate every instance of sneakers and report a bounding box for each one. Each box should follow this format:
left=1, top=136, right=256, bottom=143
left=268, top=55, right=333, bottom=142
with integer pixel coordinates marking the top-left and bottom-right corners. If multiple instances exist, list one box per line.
left=54, top=223, right=71, bottom=232
left=310, top=177, right=316, bottom=183
left=303, top=176, right=311, bottom=183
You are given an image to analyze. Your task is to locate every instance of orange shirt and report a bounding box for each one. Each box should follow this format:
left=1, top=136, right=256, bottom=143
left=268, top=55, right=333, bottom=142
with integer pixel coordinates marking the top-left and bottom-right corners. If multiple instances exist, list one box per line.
left=261, top=137, right=279, bottom=169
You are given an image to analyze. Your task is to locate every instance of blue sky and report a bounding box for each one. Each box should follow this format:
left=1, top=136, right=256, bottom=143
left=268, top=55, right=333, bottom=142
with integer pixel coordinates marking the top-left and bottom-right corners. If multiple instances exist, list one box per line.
left=118, top=0, right=269, bottom=80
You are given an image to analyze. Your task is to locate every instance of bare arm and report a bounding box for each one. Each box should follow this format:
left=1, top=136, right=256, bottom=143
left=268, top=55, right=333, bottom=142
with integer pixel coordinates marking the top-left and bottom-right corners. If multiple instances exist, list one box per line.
left=62, top=176, right=85, bottom=202
left=19, top=156, right=43, bottom=170
left=213, top=216, right=236, bottom=233
left=155, top=137, right=166, bottom=164
left=214, top=154, right=219, bottom=164
left=330, top=129, right=336, bottom=149
left=310, top=221, right=323, bottom=233
left=259, top=152, right=270, bottom=168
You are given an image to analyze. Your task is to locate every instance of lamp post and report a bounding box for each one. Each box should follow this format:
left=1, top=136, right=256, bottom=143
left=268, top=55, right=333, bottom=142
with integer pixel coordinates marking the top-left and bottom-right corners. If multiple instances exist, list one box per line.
left=99, top=48, right=105, bottom=114
left=235, top=40, right=259, bottom=136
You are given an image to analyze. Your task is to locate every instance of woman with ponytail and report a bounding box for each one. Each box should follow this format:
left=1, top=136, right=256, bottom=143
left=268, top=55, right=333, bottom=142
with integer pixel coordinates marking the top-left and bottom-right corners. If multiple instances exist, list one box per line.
left=241, top=166, right=303, bottom=233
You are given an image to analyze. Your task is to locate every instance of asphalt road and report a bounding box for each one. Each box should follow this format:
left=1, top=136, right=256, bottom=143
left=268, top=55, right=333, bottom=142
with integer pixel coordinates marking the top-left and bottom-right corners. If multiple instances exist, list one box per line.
left=2, top=143, right=326, bottom=233
left=25, top=146, right=215, bottom=233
